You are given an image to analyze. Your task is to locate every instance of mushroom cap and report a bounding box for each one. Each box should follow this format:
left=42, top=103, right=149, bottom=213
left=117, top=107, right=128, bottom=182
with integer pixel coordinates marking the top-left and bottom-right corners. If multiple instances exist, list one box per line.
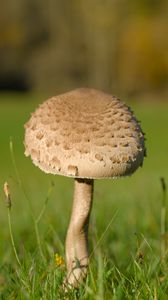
left=24, top=88, right=145, bottom=179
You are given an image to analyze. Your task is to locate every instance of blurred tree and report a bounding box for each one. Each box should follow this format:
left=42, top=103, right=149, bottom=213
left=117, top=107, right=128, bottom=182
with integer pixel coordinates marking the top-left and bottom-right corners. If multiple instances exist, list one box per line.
left=27, top=0, right=88, bottom=93
left=0, top=1, right=26, bottom=89
left=117, top=15, right=168, bottom=95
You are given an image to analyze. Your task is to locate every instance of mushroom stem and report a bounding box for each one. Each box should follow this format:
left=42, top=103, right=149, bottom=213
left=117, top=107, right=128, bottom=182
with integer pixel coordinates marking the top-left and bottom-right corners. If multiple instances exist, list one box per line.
left=65, top=178, right=94, bottom=287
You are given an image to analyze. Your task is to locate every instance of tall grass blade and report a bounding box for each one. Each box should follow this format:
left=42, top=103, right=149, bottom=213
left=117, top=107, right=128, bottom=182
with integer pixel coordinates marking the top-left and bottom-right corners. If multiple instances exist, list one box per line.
left=89, top=210, right=118, bottom=259
left=160, top=177, right=167, bottom=258
left=3, top=182, right=21, bottom=267
left=9, top=138, right=46, bottom=262
left=7, top=208, right=22, bottom=267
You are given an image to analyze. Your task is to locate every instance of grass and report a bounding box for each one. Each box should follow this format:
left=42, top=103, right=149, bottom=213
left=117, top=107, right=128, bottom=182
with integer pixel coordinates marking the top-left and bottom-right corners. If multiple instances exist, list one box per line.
left=0, top=93, right=168, bottom=299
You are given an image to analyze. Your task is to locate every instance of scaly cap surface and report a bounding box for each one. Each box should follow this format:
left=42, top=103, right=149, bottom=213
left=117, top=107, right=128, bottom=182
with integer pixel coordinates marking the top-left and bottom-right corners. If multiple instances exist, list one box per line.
left=24, top=88, right=145, bottom=178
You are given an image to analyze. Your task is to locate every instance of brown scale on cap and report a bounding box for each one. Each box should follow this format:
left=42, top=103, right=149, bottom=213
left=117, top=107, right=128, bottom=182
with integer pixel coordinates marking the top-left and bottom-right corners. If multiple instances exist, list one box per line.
left=24, top=88, right=145, bottom=179
left=68, top=165, right=78, bottom=176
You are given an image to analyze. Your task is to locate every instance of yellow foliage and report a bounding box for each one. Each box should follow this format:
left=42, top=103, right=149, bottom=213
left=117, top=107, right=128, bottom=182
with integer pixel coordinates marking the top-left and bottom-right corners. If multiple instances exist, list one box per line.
left=118, top=16, right=168, bottom=91
left=0, top=23, right=24, bottom=47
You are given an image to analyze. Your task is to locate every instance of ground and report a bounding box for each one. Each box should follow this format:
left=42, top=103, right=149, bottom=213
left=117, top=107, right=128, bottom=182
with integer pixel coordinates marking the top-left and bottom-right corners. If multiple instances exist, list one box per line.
left=0, top=93, right=168, bottom=299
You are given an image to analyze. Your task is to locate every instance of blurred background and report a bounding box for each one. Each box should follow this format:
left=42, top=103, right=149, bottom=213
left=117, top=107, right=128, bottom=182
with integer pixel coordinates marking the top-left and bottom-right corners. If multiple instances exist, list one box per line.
left=0, top=1, right=168, bottom=224
left=0, top=2, right=168, bottom=293
left=0, top=0, right=168, bottom=99
left=0, top=0, right=168, bottom=241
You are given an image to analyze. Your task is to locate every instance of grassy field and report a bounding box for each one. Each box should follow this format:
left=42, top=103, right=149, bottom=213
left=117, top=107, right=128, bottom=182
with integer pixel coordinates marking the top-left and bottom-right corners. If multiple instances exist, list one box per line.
left=0, top=93, right=168, bottom=299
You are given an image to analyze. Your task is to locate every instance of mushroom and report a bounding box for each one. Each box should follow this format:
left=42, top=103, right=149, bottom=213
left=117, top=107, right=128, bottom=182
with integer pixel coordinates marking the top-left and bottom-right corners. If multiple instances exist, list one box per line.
left=24, top=88, right=146, bottom=287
